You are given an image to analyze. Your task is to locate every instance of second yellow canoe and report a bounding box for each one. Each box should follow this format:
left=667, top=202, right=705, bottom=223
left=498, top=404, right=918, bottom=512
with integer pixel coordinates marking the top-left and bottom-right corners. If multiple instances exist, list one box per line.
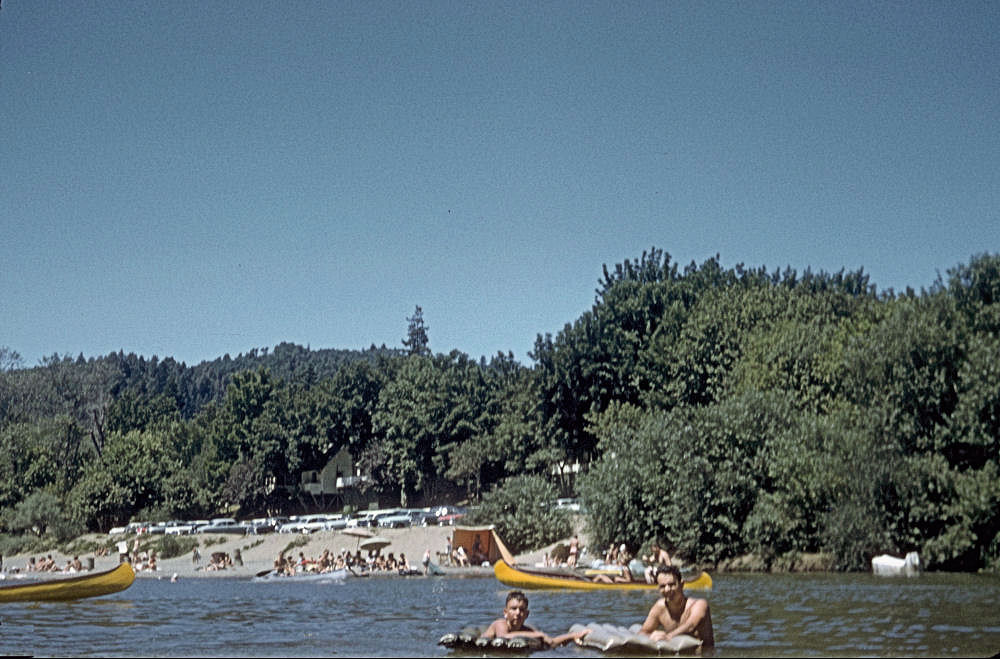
left=494, top=559, right=712, bottom=591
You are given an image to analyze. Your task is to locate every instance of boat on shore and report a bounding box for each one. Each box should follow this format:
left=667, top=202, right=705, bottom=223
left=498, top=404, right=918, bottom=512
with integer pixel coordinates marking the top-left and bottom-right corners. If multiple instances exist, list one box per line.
left=872, top=551, right=921, bottom=576
left=0, top=561, right=135, bottom=603
left=494, top=559, right=712, bottom=591
left=252, top=568, right=350, bottom=582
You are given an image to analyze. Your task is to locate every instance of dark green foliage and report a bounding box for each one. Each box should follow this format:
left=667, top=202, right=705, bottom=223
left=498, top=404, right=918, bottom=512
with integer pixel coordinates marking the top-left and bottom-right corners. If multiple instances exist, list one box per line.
left=1, top=251, right=998, bottom=571
left=464, top=475, right=572, bottom=555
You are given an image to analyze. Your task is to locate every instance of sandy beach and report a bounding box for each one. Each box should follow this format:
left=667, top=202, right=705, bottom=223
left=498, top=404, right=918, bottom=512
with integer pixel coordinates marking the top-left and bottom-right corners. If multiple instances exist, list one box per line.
left=1, top=526, right=575, bottom=581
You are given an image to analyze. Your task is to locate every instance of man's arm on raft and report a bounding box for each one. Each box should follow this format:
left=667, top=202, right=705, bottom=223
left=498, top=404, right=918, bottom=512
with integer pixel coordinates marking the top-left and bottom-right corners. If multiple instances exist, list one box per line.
left=639, top=600, right=665, bottom=636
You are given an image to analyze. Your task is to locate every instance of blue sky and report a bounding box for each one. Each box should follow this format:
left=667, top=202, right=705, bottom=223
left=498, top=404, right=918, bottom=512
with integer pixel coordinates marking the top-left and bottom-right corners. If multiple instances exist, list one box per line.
left=3, top=1, right=998, bottom=368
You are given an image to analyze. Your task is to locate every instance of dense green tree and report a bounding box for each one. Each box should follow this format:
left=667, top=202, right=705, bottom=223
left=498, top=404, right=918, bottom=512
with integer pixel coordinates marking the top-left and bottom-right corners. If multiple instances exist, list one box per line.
left=465, top=474, right=572, bottom=555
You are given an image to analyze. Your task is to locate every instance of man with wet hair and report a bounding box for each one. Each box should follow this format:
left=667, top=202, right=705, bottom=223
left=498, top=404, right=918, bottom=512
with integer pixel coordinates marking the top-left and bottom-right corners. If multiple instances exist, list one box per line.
left=639, top=565, right=714, bottom=647
left=481, top=590, right=590, bottom=647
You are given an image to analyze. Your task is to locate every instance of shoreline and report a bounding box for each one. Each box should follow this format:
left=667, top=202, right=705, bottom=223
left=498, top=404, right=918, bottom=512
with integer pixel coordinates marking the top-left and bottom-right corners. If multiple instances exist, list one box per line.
left=1, top=526, right=843, bottom=580
left=1, top=526, right=560, bottom=581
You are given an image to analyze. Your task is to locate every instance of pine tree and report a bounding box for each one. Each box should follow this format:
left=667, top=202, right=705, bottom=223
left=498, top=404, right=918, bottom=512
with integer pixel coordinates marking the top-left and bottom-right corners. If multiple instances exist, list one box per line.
left=402, top=306, right=431, bottom=356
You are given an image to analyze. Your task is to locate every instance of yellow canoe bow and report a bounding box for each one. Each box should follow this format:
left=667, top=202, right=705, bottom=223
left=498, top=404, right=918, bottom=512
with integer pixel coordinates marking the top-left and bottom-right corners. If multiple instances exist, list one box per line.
left=494, top=559, right=712, bottom=591
left=0, top=561, right=135, bottom=603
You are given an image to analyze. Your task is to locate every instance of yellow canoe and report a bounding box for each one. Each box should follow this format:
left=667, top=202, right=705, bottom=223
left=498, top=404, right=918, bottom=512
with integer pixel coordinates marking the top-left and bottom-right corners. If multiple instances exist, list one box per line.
left=494, top=559, right=712, bottom=591
left=0, top=561, right=135, bottom=603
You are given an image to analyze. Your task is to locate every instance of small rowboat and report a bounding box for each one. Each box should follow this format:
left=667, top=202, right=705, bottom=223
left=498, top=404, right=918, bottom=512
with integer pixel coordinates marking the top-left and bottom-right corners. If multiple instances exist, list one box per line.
left=0, top=562, right=135, bottom=603
left=494, top=559, right=712, bottom=591
left=252, top=568, right=350, bottom=582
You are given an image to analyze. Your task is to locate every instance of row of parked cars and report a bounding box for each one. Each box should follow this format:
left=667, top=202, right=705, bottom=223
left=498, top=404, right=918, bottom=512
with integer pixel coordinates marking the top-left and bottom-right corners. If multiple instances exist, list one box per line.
left=276, top=505, right=467, bottom=533
left=107, top=505, right=468, bottom=537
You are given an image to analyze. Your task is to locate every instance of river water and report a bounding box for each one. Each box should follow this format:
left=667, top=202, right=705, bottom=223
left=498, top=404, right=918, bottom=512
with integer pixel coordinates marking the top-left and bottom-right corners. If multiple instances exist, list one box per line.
left=1, top=571, right=998, bottom=657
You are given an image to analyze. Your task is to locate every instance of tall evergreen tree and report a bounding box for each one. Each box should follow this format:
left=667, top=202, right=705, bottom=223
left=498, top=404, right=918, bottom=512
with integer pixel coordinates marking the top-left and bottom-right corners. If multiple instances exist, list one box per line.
left=402, top=306, right=431, bottom=356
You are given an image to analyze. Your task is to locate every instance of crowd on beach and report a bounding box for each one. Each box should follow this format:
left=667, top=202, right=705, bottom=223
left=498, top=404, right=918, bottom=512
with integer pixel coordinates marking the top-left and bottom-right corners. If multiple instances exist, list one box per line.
left=271, top=547, right=418, bottom=576
left=22, top=554, right=86, bottom=574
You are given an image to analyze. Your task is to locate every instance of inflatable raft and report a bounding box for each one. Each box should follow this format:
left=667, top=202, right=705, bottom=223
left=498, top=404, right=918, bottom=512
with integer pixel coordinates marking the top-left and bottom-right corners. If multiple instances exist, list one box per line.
left=438, top=626, right=543, bottom=652
left=438, top=623, right=702, bottom=655
left=571, top=623, right=702, bottom=654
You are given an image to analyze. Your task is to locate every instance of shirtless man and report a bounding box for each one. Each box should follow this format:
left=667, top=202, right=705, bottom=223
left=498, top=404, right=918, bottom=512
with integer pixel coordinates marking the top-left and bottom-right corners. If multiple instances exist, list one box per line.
left=639, top=565, right=714, bottom=647
left=643, top=542, right=672, bottom=583
left=482, top=591, right=589, bottom=648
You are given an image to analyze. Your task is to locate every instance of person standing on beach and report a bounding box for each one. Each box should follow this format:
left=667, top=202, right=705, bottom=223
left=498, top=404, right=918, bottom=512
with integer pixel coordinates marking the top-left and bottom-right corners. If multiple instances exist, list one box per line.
left=567, top=535, right=580, bottom=567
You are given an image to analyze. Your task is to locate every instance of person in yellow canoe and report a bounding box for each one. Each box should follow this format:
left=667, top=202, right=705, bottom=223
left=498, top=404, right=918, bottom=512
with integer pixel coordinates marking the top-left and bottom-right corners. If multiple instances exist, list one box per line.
left=639, top=565, right=714, bottom=647
left=481, top=590, right=590, bottom=647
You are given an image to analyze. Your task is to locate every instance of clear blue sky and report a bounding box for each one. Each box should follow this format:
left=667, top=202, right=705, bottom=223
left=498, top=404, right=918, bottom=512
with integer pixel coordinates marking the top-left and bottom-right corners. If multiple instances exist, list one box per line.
left=3, top=1, right=997, bottom=368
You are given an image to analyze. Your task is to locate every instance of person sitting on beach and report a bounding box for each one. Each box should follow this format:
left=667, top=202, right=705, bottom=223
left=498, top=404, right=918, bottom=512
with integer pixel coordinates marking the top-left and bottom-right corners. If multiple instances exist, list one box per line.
left=398, top=552, right=411, bottom=573
left=471, top=535, right=488, bottom=565
left=481, top=590, right=590, bottom=648
left=71, top=555, right=83, bottom=572
left=147, top=552, right=158, bottom=571
left=638, top=565, right=714, bottom=647
left=453, top=545, right=470, bottom=567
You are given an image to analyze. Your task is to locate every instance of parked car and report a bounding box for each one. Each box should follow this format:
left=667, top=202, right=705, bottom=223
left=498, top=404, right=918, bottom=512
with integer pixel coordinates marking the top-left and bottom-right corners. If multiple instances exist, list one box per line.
left=325, top=514, right=350, bottom=530
left=553, top=498, right=583, bottom=512
left=377, top=509, right=414, bottom=528
left=245, top=517, right=285, bottom=534
left=299, top=515, right=342, bottom=533
left=346, top=511, right=379, bottom=528
left=410, top=509, right=438, bottom=526
left=198, top=518, right=247, bottom=534
left=166, top=519, right=209, bottom=535
left=435, top=506, right=467, bottom=525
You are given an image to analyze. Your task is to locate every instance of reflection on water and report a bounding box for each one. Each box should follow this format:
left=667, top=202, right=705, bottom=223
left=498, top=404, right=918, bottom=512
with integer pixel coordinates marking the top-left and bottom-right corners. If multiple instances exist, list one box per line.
left=0, top=571, right=997, bottom=657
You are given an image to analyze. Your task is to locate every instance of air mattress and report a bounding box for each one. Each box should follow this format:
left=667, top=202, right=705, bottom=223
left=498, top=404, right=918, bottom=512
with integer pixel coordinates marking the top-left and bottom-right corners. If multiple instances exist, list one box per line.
left=570, top=623, right=702, bottom=654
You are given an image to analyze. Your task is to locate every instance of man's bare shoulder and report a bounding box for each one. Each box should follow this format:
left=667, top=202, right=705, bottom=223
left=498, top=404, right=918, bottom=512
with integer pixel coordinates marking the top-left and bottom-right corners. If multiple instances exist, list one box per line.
left=482, top=619, right=508, bottom=638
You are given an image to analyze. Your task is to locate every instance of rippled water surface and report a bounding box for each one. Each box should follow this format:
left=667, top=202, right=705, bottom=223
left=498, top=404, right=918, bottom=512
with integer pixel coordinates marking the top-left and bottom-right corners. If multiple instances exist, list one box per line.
left=1, top=571, right=998, bottom=657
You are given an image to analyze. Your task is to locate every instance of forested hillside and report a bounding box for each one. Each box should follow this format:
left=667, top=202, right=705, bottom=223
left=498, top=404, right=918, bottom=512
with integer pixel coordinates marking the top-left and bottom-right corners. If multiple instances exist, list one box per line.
left=2, top=249, right=998, bottom=571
